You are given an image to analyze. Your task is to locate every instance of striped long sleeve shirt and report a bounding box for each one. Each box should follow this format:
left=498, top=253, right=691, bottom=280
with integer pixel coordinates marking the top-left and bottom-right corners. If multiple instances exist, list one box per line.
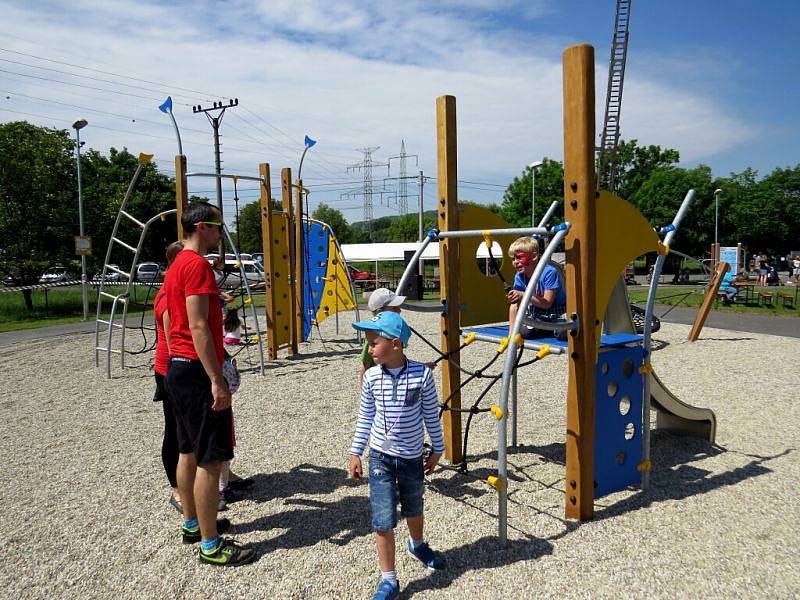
left=349, top=359, right=445, bottom=459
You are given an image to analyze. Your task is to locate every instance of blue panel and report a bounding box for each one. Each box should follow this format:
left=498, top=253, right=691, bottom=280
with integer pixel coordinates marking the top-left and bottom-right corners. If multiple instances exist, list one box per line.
left=302, top=221, right=330, bottom=341
left=594, top=345, right=643, bottom=498
left=462, top=326, right=642, bottom=348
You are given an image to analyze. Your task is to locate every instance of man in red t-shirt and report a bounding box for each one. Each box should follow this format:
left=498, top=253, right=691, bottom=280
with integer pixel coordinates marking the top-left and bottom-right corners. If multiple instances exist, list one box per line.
left=163, top=202, right=254, bottom=567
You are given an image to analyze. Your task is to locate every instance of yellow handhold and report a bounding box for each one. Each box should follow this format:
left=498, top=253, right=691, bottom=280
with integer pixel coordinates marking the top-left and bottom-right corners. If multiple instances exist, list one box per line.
left=487, top=475, right=507, bottom=492
left=497, top=337, right=509, bottom=353
left=638, top=363, right=653, bottom=374
left=514, top=333, right=523, bottom=347
left=490, top=405, right=503, bottom=420
left=160, top=212, right=166, bottom=221
left=243, top=298, right=252, bottom=305
left=637, top=459, right=652, bottom=472
left=234, top=262, right=241, bottom=268
left=482, top=230, right=494, bottom=248
left=464, top=332, right=477, bottom=345
left=251, top=335, right=261, bottom=342
left=657, top=242, right=670, bottom=255
left=138, top=153, right=153, bottom=164
left=536, top=344, right=551, bottom=359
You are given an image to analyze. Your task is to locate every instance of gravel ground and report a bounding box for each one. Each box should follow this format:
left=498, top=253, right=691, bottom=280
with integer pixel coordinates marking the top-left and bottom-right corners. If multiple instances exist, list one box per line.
left=1, top=311, right=798, bottom=599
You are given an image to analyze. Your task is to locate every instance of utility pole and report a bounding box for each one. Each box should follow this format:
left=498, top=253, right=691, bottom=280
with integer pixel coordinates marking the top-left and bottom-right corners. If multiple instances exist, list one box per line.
left=193, top=98, right=238, bottom=253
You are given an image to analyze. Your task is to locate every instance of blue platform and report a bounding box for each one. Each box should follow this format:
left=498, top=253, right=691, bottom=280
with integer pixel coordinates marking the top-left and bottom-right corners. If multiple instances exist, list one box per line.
left=462, top=325, right=642, bottom=349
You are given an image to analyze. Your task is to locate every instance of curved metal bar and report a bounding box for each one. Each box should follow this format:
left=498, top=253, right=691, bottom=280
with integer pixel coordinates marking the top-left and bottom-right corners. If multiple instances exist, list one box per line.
left=496, top=224, right=570, bottom=542
left=185, top=172, right=266, bottom=183
left=395, top=230, right=438, bottom=296
left=537, top=200, right=560, bottom=228
left=641, top=188, right=695, bottom=488
left=439, top=226, right=551, bottom=239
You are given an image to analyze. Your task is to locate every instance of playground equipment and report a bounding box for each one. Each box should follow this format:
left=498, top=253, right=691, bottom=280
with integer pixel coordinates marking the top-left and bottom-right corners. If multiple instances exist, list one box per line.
left=396, top=44, right=716, bottom=544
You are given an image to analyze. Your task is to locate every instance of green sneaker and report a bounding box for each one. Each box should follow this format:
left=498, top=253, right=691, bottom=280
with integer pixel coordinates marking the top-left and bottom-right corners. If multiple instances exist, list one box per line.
left=198, top=538, right=256, bottom=567
left=181, top=518, right=231, bottom=544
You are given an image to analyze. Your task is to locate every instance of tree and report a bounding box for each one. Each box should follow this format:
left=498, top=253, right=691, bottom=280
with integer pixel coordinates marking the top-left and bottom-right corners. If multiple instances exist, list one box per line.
left=235, top=199, right=283, bottom=253
left=386, top=213, right=437, bottom=242
left=500, top=158, right=564, bottom=227
left=0, top=121, right=77, bottom=309
left=613, top=139, right=681, bottom=202
left=312, top=203, right=351, bottom=243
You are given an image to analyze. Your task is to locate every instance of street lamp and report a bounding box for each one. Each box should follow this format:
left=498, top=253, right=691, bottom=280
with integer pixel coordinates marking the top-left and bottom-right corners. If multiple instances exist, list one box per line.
left=73, top=118, right=89, bottom=321
left=528, top=160, right=544, bottom=226
left=714, top=187, right=723, bottom=252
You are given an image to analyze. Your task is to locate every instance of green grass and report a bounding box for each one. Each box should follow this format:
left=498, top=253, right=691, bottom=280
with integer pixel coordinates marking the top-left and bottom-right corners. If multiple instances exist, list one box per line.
left=626, top=284, right=799, bottom=317
left=0, top=285, right=160, bottom=332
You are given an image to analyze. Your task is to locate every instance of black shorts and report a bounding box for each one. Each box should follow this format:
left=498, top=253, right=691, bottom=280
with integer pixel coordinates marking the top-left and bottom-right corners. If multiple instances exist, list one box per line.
left=153, top=372, right=169, bottom=402
left=164, top=358, right=234, bottom=466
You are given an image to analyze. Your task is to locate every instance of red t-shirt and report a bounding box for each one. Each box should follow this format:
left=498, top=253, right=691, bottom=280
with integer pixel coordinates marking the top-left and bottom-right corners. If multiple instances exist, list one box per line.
left=163, top=249, right=224, bottom=366
left=153, top=287, right=170, bottom=376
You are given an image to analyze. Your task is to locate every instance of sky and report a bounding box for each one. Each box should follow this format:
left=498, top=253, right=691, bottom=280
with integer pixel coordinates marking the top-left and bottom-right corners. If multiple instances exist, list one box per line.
left=1, top=0, right=798, bottom=227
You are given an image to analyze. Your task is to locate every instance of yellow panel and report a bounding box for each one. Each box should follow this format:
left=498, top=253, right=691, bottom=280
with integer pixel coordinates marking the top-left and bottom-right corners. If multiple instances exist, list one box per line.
left=458, top=204, right=518, bottom=328
left=270, top=213, right=293, bottom=348
left=595, top=191, right=660, bottom=324
left=316, top=228, right=356, bottom=324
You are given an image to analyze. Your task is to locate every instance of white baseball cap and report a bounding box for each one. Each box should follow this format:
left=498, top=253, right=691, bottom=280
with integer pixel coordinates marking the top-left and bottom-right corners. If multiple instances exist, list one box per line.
left=367, top=288, right=406, bottom=312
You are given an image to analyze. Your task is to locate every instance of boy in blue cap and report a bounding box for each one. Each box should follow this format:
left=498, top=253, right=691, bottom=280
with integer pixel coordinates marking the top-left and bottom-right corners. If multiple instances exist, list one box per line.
left=348, top=311, right=446, bottom=600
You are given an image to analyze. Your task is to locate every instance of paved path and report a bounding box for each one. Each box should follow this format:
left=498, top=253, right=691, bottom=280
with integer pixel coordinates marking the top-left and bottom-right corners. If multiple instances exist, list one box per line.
left=1, top=304, right=798, bottom=348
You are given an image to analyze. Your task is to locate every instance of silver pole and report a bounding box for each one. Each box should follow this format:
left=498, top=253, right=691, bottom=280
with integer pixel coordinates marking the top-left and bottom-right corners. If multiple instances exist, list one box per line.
left=75, top=126, right=88, bottom=321
left=531, top=168, right=536, bottom=226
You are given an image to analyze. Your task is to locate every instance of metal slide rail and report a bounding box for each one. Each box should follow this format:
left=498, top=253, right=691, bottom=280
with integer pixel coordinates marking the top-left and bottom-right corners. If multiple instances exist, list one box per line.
left=640, top=188, right=695, bottom=487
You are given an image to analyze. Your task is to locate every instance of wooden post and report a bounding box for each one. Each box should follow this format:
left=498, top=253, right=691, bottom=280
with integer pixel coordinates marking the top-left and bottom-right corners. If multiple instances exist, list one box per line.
left=436, top=95, right=462, bottom=465
left=175, top=155, right=188, bottom=239
left=281, top=167, right=298, bottom=355
left=259, top=163, right=278, bottom=360
left=562, top=44, right=597, bottom=521
left=294, top=179, right=305, bottom=344
left=688, top=261, right=729, bottom=342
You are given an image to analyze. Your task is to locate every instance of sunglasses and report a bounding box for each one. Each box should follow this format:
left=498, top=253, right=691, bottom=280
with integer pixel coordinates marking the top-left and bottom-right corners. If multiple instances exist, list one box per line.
left=195, top=221, right=222, bottom=229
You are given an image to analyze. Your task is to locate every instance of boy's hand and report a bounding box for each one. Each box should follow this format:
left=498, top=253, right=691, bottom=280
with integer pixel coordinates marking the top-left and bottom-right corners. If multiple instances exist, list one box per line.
left=424, top=452, right=442, bottom=475
left=348, top=455, right=363, bottom=480
left=506, top=290, right=522, bottom=304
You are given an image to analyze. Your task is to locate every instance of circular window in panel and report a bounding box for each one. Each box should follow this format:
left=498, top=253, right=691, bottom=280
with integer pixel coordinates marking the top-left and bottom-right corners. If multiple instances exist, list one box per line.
left=601, top=362, right=609, bottom=375
left=475, top=241, right=504, bottom=278
left=622, top=358, right=634, bottom=378
left=607, top=380, right=618, bottom=397
left=624, top=422, right=635, bottom=440
left=619, top=395, right=631, bottom=416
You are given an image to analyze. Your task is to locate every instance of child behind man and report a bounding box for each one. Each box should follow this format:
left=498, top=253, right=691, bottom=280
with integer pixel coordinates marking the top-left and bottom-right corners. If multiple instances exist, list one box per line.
left=348, top=311, right=445, bottom=600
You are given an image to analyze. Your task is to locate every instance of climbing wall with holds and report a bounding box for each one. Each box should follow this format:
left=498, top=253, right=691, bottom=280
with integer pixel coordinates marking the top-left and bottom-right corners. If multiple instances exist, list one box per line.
left=314, top=228, right=356, bottom=326
left=594, top=345, right=644, bottom=498
left=270, top=212, right=293, bottom=349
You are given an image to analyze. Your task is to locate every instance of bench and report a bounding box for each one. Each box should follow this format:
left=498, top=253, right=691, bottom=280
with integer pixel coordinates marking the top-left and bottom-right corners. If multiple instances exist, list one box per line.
left=758, top=291, right=774, bottom=307
left=777, top=291, right=795, bottom=309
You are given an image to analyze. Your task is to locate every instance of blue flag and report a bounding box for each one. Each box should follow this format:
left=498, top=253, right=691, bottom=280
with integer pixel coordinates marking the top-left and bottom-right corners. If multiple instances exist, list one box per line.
left=158, top=96, right=173, bottom=114
left=304, top=135, right=317, bottom=148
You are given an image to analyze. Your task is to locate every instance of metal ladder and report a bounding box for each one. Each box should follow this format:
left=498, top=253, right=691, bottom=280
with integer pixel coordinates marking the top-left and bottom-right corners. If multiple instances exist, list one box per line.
left=94, top=153, right=174, bottom=377
left=598, top=0, right=632, bottom=192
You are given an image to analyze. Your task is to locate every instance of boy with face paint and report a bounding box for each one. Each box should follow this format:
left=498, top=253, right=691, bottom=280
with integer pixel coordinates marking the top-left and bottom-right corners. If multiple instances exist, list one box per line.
left=505, top=236, right=567, bottom=338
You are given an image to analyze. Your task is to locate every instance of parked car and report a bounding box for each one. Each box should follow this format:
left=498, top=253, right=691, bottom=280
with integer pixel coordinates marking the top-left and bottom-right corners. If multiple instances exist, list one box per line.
left=38, top=266, right=70, bottom=284
left=347, top=264, right=374, bottom=281
left=92, top=265, right=126, bottom=283
left=2, top=272, right=20, bottom=287
left=135, top=262, right=164, bottom=283
left=207, top=257, right=264, bottom=289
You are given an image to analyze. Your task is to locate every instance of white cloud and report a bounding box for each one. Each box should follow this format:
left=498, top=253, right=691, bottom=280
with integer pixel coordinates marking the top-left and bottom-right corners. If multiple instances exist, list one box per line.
left=1, top=0, right=755, bottom=219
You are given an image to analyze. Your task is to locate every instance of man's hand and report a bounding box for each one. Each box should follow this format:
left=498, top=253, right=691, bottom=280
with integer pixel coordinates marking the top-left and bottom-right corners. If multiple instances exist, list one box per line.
left=424, top=452, right=442, bottom=475
left=210, top=378, right=232, bottom=411
left=505, top=289, right=523, bottom=305
left=348, top=455, right=363, bottom=480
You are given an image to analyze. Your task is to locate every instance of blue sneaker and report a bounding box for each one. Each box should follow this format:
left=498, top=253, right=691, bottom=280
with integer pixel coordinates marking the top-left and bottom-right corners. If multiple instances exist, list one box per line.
left=407, top=539, right=445, bottom=570
left=372, top=578, right=399, bottom=600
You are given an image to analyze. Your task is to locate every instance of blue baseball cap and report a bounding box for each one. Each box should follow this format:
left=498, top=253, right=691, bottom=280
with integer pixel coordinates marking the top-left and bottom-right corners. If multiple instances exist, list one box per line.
left=353, top=311, right=411, bottom=347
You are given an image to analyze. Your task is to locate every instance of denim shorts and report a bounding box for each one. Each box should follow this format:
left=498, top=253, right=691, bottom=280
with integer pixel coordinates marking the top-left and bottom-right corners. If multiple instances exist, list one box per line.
left=368, top=450, right=424, bottom=531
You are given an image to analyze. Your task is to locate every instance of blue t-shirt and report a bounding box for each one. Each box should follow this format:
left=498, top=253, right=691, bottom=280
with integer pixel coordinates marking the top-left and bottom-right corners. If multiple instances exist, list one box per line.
left=721, top=272, right=737, bottom=291
left=513, top=264, right=567, bottom=319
